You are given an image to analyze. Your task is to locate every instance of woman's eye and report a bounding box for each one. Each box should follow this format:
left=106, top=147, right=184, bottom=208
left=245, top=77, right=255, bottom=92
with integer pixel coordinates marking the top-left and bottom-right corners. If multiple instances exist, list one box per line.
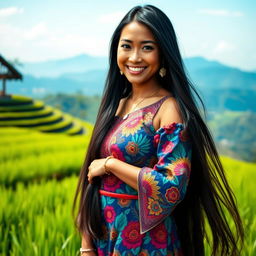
left=120, top=44, right=131, bottom=49
left=143, top=45, right=154, bottom=51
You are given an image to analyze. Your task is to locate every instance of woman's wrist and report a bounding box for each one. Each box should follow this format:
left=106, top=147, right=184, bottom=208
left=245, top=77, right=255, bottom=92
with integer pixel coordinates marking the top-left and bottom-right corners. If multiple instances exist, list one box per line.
left=80, top=247, right=96, bottom=255
left=104, top=156, right=115, bottom=174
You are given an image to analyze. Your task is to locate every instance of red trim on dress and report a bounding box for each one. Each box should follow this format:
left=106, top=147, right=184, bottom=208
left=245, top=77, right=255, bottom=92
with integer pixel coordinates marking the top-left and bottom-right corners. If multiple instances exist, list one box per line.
left=99, top=189, right=138, bottom=200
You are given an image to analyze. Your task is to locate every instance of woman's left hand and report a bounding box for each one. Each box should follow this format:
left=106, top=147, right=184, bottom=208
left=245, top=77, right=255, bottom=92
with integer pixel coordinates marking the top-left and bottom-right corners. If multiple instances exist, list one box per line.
left=88, top=158, right=106, bottom=183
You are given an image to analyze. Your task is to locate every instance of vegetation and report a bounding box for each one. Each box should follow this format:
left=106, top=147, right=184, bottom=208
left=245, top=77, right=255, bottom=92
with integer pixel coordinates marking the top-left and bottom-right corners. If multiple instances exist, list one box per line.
left=0, top=127, right=92, bottom=187
left=208, top=111, right=256, bottom=162
left=0, top=177, right=81, bottom=256
left=41, top=93, right=101, bottom=124
left=0, top=125, right=255, bottom=255
left=0, top=95, right=89, bottom=135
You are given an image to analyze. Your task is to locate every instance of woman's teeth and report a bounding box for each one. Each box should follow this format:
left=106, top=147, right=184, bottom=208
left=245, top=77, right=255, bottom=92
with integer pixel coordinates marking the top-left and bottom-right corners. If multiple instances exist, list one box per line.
left=128, top=66, right=145, bottom=72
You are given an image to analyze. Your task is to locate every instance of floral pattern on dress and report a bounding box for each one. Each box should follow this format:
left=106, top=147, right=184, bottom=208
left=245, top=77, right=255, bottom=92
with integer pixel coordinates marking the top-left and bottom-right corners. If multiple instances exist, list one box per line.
left=138, top=123, right=192, bottom=233
left=97, top=96, right=192, bottom=256
left=122, top=116, right=144, bottom=136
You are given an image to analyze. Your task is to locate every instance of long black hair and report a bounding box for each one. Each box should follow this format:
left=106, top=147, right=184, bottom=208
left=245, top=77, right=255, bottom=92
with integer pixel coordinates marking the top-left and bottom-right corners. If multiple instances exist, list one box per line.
left=73, top=5, right=244, bottom=255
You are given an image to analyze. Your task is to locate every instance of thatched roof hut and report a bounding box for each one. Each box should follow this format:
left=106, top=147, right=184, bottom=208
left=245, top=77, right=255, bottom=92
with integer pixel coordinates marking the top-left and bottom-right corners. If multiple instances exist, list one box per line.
left=0, top=55, right=23, bottom=97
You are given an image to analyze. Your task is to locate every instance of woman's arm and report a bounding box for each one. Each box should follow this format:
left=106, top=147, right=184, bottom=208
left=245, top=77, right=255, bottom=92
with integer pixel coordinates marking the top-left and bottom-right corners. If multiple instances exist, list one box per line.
left=81, top=233, right=97, bottom=256
left=87, top=97, right=182, bottom=189
left=87, top=157, right=140, bottom=190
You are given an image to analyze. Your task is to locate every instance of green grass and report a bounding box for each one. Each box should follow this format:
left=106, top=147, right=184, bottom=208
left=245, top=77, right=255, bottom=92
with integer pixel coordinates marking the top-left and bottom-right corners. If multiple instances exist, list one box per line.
left=0, top=127, right=91, bottom=187
left=221, top=155, right=256, bottom=190
left=0, top=126, right=255, bottom=255
left=0, top=176, right=81, bottom=256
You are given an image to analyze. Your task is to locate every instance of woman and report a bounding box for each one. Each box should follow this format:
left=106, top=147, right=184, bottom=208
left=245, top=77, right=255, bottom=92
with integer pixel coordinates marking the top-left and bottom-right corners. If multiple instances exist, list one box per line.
left=73, top=5, right=244, bottom=256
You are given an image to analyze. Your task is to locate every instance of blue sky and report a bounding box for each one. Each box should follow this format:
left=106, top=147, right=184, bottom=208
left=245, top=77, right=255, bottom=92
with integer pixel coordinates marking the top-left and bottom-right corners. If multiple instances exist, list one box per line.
left=0, top=0, right=255, bottom=71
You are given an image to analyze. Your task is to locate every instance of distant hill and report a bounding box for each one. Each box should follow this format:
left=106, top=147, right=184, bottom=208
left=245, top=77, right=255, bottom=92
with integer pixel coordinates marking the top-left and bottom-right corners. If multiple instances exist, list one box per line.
left=184, top=57, right=256, bottom=90
left=19, top=54, right=108, bottom=78
left=9, top=71, right=106, bottom=96
left=184, top=58, right=256, bottom=111
left=208, top=111, right=256, bottom=162
left=7, top=55, right=256, bottom=112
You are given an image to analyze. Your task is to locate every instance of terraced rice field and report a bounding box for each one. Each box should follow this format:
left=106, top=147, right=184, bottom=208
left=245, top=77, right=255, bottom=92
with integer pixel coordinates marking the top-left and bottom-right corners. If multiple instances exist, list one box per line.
left=0, top=95, right=87, bottom=135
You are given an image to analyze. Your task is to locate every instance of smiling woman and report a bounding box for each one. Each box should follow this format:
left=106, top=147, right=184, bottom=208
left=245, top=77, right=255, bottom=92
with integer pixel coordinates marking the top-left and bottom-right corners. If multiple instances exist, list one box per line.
left=73, top=5, right=244, bottom=256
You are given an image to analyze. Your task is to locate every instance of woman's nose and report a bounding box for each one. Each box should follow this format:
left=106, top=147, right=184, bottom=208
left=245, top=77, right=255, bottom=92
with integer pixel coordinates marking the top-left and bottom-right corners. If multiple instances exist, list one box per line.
left=128, top=50, right=142, bottom=63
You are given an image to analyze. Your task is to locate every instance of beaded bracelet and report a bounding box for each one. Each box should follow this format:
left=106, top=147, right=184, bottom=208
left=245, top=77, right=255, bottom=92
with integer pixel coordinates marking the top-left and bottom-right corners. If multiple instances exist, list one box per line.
left=80, top=247, right=96, bottom=254
left=104, top=155, right=114, bottom=175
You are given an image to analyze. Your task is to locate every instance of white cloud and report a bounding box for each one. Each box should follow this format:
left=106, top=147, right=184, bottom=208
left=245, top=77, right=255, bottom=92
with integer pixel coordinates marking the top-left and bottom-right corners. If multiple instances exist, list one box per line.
left=213, top=40, right=235, bottom=53
left=98, top=11, right=125, bottom=24
left=198, top=9, right=243, bottom=17
left=0, top=23, right=23, bottom=47
left=36, top=33, right=109, bottom=57
left=0, top=21, right=109, bottom=61
left=0, top=7, right=24, bottom=17
left=24, top=22, right=48, bottom=40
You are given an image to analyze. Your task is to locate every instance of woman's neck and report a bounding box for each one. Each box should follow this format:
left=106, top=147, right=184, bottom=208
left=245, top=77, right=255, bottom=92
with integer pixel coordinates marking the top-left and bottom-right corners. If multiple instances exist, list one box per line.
left=130, top=80, right=162, bottom=100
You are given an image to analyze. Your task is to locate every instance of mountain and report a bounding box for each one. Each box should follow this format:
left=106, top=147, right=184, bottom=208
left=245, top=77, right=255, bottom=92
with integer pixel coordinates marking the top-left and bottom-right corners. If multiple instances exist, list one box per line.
left=184, top=57, right=256, bottom=90
left=6, top=55, right=256, bottom=112
left=19, top=54, right=108, bottom=78
left=8, top=70, right=107, bottom=96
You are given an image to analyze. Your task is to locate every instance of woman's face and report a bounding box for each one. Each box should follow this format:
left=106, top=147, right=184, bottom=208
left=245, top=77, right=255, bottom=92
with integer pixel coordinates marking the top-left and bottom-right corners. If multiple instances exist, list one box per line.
left=117, top=21, right=161, bottom=87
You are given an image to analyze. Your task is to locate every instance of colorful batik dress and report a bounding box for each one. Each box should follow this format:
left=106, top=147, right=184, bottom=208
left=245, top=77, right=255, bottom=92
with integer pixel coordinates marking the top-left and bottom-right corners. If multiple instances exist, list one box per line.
left=96, top=96, right=192, bottom=256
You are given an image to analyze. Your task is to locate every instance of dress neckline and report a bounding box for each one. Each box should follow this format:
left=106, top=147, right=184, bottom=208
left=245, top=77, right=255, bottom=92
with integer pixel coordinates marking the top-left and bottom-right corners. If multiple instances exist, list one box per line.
left=115, top=95, right=170, bottom=120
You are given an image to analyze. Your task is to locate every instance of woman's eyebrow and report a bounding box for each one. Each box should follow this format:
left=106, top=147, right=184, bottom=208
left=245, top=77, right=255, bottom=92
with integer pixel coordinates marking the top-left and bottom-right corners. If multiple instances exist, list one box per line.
left=120, top=39, right=156, bottom=44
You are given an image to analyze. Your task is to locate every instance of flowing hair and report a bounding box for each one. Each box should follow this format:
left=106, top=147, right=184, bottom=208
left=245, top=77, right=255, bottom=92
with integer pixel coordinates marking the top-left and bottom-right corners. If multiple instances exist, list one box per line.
left=73, top=5, right=244, bottom=255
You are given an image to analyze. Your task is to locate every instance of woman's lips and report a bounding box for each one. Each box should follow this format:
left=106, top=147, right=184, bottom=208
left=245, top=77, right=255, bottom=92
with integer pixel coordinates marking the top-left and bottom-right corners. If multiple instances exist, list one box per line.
left=126, top=65, right=146, bottom=75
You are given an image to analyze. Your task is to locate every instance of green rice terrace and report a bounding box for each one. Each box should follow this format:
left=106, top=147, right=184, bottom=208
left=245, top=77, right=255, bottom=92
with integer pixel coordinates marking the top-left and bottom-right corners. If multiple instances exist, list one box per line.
left=0, top=95, right=87, bottom=135
left=0, top=95, right=255, bottom=255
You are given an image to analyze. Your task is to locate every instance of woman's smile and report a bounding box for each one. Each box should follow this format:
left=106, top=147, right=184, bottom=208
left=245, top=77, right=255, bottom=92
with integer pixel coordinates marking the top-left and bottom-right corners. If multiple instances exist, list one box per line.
left=126, top=65, right=147, bottom=75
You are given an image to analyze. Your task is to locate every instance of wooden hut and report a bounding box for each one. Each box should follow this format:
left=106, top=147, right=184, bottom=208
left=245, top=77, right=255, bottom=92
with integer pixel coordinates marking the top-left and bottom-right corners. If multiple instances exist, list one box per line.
left=0, top=55, right=22, bottom=97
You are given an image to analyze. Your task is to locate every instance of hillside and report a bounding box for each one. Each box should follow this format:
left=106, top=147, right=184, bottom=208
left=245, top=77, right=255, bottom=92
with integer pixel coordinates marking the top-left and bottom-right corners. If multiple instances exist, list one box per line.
left=0, top=95, right=91, bottom=135
left=7, top=55, right=256, bottom=113
left=41, top=93, right=101, bottom=124
left=208, top=111, right=256, bottom=162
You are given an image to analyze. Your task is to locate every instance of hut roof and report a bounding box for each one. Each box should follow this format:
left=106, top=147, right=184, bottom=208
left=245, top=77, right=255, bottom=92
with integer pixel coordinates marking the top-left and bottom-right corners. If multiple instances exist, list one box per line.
left=0, top=55, right=23, bottom=80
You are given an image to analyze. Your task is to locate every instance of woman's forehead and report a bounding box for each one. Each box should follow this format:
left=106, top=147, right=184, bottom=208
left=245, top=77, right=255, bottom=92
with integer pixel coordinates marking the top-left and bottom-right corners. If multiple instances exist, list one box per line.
left=119, top=21, right=156, bottom=42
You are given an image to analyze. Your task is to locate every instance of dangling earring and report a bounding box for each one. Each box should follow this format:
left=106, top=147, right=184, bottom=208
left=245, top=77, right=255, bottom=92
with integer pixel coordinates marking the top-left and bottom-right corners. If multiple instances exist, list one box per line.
left=120, top=70, right=123, bottom=75
left=159, top=67, right=166, bottom=78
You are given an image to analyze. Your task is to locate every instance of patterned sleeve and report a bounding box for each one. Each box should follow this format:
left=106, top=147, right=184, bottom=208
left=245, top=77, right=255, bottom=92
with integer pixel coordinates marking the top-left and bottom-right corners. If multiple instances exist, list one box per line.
left=138, top=122, right=192, bottom=234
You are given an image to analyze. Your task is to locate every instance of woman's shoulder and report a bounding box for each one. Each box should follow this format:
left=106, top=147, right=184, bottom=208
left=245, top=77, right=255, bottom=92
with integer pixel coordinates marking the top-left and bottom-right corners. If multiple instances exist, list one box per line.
left=115, top=96, right=128, bottom=117
left=156, top=92, right=183, bottom=128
